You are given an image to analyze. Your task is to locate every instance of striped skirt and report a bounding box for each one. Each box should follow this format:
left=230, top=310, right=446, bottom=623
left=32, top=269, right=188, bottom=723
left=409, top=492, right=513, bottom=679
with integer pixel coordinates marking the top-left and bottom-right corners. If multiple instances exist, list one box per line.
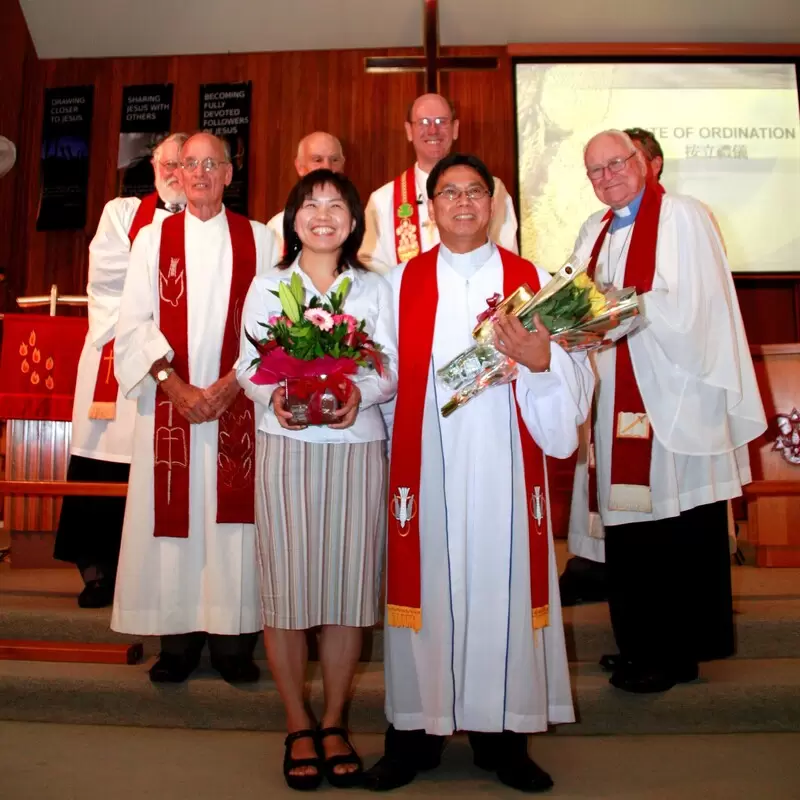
left=255, top=432, right=387, bottom=630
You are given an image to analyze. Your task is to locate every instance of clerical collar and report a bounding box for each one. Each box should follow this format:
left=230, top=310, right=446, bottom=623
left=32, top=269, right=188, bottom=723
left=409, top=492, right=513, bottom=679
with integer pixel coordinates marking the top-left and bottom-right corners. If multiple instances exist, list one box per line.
left=414, top=163, right=429, bottom=203
left=156, top=194, right=186, bottom=214
left=439, top=240, right=494, bottom=279
left=610, top=187, right=645, bottom=232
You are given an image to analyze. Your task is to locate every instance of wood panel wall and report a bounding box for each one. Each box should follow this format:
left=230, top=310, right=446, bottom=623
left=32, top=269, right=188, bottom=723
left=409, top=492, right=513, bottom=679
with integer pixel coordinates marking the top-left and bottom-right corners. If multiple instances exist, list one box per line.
left=4, top=35, right=797, bottom=345
left=5, top=44, right=515, bottom=302
left=0, top=0, right=36, bottom=311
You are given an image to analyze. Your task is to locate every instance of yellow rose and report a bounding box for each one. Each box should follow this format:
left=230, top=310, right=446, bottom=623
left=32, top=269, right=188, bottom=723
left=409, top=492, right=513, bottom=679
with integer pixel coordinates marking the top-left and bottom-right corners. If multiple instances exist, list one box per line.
left=588, top=285, right=607, bottom=315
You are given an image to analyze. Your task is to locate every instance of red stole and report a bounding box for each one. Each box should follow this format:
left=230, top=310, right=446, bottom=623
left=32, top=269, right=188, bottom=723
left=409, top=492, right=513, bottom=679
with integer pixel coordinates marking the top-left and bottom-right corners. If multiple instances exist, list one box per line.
left=89, top=193, right=159, bottom=421
left=387, top=244, right=550, bottom=633
left=153, top=208, right=256, bottom=538
left=393, top=167, right=422, bottom=263
left=587, top=183, right=662, bottom=513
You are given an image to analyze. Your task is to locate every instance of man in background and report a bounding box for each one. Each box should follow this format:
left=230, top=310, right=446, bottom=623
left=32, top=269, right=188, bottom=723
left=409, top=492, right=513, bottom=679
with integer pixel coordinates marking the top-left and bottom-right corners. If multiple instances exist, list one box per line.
left=54, top=133, right=188, bottom=608
left=267, top=131, right=345, bottom=254
left=360, top=94, right=518, bottom=273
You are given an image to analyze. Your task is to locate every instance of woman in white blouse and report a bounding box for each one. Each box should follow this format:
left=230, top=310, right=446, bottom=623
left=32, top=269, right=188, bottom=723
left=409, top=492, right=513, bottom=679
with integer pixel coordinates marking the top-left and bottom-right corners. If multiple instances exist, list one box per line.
left=237, top=171, right=397, bottom=791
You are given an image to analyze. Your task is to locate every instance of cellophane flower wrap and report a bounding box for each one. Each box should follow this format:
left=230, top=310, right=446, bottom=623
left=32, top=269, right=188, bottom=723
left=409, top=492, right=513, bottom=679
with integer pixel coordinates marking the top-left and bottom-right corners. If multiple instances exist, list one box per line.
left=437, top=254, right=641, bottom=417
left=246, top=272, right=384, bottom=425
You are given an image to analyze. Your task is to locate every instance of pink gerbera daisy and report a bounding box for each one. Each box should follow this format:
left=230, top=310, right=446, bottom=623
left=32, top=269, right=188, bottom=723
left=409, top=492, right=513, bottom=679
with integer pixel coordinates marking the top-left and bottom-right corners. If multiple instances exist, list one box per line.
left=304, top=308, right=334, bottom=331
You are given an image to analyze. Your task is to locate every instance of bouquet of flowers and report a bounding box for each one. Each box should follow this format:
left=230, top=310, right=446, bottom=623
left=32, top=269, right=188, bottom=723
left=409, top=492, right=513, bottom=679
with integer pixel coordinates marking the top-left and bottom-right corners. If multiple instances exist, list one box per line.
left=246, top=273, right=384, bottom=425
left=437, top=254, right=641, bottom=417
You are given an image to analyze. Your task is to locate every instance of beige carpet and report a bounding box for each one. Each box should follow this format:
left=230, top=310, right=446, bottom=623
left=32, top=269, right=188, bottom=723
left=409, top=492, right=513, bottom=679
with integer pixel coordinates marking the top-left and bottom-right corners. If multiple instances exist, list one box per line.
left=1, top=722, right=799, bottom=799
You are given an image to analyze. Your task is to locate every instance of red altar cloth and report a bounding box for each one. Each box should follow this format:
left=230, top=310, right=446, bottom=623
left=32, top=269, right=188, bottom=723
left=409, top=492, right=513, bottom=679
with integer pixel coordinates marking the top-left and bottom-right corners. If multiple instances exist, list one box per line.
left=0, top=314, right=87, bottom=421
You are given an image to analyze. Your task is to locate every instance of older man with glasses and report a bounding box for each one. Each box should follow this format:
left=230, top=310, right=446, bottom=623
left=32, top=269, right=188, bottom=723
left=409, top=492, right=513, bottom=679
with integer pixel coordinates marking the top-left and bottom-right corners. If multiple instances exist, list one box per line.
left=567, top=129, right=765, bottom=694
left=111, top=132, right=280, bottom=684
left=54, top=132, right=188, bottom=609
left=359, top=93, right=518, bottom=273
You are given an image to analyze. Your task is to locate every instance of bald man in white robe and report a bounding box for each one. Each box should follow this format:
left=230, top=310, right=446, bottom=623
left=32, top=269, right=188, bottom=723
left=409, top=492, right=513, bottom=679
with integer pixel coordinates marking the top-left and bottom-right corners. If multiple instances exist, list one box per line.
left=266, top=131, right=345, bottom=255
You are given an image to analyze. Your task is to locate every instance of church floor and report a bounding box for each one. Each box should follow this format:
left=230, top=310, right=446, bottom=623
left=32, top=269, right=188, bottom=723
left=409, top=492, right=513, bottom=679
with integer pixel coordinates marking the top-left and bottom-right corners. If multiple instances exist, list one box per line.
left=1, top=722, right=799, bottom=800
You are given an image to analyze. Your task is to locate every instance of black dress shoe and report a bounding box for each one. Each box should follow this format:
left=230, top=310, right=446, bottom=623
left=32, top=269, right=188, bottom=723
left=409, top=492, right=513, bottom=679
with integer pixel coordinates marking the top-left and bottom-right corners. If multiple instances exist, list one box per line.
left=496, top=755, right=554, bottom=793
left=149, top=652, right=199, bottom=683
left=211, top=656, right=260, bottom=684
left=363, top=726, right=443, bottom=791
left=558, top=557, right=608, bottom=606
left=77, top=579, right=114, bottom=609
left=363, top=755, right=418, bottom=792
left=599, top=653, right=634, bottom=673
left=473, top=732, right=554, bottom=793
left=610, top=662, right=699, bottom=694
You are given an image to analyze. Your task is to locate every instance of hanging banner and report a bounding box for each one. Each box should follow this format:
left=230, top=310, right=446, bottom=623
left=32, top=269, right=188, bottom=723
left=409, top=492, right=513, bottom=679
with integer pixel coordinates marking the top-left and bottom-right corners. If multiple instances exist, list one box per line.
left=118, top=83, right=174, bottom=198
left=199, top=82, right=251, bottom=215
left=36, top=85, right=94, bottom=231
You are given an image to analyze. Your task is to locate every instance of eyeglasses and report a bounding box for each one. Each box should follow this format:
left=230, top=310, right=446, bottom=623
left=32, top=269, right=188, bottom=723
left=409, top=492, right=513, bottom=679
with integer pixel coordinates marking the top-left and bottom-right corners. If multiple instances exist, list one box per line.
left=412, top=117, right=452, bottom=129
left=433, top=186, right=490, bottom=202
left=180, top=157, right=229, bottom=173
left=586, top=151, right=637, bottom=181
left=158, top=160, right=180, bottom=170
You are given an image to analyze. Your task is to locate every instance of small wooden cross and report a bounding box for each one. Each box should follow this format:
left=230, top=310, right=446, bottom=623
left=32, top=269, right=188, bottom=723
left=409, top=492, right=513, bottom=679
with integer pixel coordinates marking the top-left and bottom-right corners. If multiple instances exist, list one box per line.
left=365, top=0, right=498, bottom=93
left=102, top=347, right=115, bottom=384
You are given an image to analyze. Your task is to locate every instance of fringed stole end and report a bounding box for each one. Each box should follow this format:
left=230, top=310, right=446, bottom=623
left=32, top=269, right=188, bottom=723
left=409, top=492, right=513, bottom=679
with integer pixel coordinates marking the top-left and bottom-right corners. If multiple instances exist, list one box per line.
left=387, top=604, right=422, bottom=632
left=88, top=401, right=116, bottom=421
left=532, top=604, right=549, bottom=630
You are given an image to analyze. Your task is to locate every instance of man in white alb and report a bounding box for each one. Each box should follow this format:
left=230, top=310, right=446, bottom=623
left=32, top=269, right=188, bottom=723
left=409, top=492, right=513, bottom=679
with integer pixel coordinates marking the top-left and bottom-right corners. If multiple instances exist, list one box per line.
left=570, top=129, right=765, bottom=693
left=267, top=131, right=345, bottom=254
left=365, top=153, right=592, bottom=793
left=360, top=94, right=518, bottom=274
left=54, top=133, right=187, bottom=608
left=112, top=132, right=279, bottom=683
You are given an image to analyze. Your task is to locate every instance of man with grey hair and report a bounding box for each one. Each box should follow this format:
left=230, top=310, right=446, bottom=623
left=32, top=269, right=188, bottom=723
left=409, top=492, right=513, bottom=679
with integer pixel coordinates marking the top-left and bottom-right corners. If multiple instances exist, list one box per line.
left=569, top=128, right=765, bottom=693
left=54, top=132, right=189, bottom=609
left=267, top=131, right=345, bottom=254
left=112, top=132, right=279, bottom=684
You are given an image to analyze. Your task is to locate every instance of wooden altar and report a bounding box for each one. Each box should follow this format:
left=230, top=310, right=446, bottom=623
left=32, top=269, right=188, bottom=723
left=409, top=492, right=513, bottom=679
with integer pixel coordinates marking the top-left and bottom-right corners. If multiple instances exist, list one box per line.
left=742, top=344, right=800, bottom=567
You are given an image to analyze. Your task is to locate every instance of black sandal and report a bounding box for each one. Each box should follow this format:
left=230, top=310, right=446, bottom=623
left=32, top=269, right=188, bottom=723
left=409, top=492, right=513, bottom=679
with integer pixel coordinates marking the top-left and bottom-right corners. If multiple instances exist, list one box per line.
left=283, top=729, right=323, bottom=791
left=317, top=726, right=364, bottom=788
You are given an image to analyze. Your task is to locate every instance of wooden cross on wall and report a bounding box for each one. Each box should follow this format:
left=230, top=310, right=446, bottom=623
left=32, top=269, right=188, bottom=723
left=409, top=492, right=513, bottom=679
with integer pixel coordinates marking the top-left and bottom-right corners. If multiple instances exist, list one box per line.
left=365, top=0, right=498, bottom=93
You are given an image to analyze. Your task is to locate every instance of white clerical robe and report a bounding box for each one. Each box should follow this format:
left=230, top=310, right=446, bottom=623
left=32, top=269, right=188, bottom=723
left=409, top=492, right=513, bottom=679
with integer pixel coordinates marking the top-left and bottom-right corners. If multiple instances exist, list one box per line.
left=382, top=242, right=592, bottom=735
left=266, top=210, right=285, bottom=259
left=360, top=164, right=519, bottom=274
left=70, top=196, right=170, bottom=463
left=568, top=194, right=765, bottom=549
left=111, top=208, right=279, bottom=635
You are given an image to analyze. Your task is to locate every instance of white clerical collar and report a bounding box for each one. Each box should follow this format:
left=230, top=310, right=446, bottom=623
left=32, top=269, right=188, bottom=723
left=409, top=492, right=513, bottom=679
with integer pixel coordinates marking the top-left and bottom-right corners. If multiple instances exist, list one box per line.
left=186, top=205, right=226, bottom=226
left=157, top=192, right=186, bottom=214
left=439, top=240, right=494, bottom=279
left=414, top=163, right=429, bottom=202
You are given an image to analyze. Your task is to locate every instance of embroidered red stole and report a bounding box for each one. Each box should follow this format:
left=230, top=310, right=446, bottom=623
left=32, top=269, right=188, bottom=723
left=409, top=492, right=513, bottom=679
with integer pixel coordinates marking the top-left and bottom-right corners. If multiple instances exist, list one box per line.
left=587, top=183, right=662, bottom=513
left=89, top=192, right=160, bottom=421
left=153, top=208, right=256, bottom=538
left=387, top=244, right=550, bottom=633
left=393, top=167, right=422, bottom=263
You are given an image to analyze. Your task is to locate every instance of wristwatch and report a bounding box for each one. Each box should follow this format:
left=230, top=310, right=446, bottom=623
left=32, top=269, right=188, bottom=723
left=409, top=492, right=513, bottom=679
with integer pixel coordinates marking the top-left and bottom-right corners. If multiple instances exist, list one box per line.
left=155, top=367, right=174, bottom=383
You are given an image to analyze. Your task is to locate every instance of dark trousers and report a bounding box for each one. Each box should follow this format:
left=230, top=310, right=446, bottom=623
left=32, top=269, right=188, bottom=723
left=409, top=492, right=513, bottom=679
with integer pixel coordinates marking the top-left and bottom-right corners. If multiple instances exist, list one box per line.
left=605, top=500, right=734, bottom=668
left=53, top=455, right=130, bottom=583
left=385, top=725, right=527, bottom=767
left=160, top=631, right=259, bottom=662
